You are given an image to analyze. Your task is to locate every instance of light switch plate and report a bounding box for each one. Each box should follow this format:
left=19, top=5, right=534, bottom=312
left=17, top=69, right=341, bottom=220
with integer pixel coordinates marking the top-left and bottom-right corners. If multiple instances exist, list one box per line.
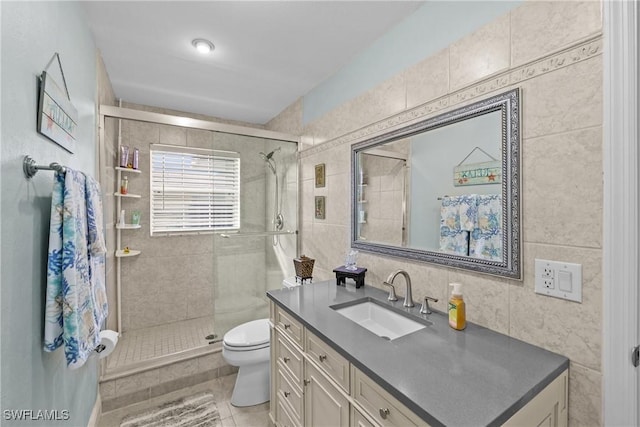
left=534, top=259, right=582, bottom=303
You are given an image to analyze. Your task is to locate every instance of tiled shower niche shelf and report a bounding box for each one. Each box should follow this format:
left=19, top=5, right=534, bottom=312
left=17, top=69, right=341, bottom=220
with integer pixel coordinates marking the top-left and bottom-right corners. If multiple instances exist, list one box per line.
left=115, top=249, right=141, bottom=258
left=115, top=166, right=142, bottom=174
left=116, top=223, right=142, bottom=230
left=114, top=192, right=141, bottom=198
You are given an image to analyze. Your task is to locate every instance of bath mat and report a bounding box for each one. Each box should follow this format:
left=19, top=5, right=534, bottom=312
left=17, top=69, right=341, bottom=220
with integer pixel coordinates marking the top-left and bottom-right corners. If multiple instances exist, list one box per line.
left=120, top=391, right=221, bottom=427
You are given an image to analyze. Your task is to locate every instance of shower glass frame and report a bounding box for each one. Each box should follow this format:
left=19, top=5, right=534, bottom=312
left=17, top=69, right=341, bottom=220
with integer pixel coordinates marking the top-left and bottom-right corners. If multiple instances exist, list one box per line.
left=99, top=105, right=300, bottom=338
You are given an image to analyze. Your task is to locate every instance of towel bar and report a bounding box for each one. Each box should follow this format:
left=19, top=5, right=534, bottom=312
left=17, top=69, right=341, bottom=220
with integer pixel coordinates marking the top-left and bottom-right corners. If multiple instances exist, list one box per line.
left=23, top=155, right=66, bottom=179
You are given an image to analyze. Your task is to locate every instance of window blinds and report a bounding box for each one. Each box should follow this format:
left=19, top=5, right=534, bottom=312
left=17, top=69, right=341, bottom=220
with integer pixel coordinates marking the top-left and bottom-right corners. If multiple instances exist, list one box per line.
left=150, top=147, right=240, bottom=235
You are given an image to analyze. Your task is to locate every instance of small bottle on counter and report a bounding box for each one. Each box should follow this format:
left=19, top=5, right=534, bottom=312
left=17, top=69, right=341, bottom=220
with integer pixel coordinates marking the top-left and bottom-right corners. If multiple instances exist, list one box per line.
left=448, top=283, right=466, bottom=330
left=120, top=176, right=129, bottom=195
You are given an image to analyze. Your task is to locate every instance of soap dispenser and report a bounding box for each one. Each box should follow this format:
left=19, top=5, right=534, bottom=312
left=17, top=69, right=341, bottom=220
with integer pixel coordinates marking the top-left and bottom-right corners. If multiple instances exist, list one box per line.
left=448, top=283, right=466, bottom=330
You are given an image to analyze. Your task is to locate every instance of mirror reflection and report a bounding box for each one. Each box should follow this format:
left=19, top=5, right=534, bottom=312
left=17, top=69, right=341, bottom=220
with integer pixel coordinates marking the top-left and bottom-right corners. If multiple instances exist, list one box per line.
left=351, top=89, right=520, bottom=279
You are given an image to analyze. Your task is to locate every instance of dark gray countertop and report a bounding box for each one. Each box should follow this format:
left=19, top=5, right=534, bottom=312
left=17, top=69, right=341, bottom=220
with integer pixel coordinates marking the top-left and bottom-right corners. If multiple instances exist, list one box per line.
left=267, top=280, right=569, bottom=427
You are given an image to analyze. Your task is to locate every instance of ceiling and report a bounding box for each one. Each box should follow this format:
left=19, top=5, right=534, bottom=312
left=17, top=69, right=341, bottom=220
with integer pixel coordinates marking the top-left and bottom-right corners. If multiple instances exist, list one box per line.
left=82, top=1, right=424, bottom=125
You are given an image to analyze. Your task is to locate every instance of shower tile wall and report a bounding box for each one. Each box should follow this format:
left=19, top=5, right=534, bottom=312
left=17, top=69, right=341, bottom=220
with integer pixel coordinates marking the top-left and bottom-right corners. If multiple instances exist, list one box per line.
left=115, top=113, right=271, bottom=332
left=266, top=2, right=603, bottom=425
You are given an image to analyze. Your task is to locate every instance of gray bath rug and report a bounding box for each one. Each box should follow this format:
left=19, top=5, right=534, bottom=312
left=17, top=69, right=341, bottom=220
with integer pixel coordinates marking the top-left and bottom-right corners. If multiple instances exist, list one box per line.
left=120, top=392, right=221, bottom=427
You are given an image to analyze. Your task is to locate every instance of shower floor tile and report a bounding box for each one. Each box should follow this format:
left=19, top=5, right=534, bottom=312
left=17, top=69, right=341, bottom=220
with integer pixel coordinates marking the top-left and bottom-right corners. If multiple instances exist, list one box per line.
left=106, top=316, right=217, bottom=372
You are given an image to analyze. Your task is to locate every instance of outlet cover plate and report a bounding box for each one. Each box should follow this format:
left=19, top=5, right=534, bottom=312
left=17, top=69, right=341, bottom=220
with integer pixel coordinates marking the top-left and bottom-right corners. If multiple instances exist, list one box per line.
left=534, top=258, right=582, bottom=303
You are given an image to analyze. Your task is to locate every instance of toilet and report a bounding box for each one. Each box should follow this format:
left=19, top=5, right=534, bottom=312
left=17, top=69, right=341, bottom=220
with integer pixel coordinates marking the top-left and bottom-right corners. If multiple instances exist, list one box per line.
left=222, top=277, right=300, bottom=407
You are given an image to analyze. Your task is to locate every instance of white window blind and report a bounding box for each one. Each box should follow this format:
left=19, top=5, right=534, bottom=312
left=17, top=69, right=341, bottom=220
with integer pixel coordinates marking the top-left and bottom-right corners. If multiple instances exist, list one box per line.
left=150, top=146, right=240, bottom=235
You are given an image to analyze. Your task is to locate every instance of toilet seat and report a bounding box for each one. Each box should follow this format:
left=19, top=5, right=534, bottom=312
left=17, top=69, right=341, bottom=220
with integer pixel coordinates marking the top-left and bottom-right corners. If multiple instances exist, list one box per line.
left=223, top=318, right=269, bottom=350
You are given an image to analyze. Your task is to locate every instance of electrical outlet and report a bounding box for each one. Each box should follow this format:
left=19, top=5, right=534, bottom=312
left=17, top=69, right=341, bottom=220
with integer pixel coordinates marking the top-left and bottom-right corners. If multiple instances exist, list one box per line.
left=535, top=259, right=582, bottom=303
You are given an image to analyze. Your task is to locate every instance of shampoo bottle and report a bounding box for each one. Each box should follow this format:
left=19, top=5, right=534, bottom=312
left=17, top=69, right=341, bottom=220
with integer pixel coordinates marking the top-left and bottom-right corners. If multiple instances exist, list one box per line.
left=448, top=283, right=466, bottom=330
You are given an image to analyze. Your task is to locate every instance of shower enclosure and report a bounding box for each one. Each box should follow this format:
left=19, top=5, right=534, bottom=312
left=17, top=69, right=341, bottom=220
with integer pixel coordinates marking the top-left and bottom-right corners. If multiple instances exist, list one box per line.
left=99, top=106, right=298, bottom=376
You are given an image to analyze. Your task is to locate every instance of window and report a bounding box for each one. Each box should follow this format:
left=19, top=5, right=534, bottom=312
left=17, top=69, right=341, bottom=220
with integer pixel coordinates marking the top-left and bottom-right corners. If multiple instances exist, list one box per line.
left=150, top=145, right=240, bottom=235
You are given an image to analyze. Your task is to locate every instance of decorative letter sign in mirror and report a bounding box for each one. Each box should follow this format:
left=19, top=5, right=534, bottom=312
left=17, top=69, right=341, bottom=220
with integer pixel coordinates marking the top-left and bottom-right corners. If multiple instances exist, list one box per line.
left=351, top=89, right=521, bottom=279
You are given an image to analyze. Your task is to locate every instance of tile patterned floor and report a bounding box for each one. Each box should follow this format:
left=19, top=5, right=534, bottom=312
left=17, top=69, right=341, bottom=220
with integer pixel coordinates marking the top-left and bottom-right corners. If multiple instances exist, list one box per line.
left=107, top=316, right=217, bottom=371
left=98, top=374, right=270, bottom=427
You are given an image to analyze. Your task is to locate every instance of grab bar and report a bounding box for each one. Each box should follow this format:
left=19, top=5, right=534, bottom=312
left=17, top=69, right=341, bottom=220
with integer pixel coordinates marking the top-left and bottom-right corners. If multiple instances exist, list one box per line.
left=218, top=230, right=297, bottom=238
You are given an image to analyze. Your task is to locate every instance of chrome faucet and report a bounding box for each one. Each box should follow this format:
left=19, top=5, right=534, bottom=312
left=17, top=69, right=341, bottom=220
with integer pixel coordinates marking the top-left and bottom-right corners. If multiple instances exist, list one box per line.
left=384, top=270, right=414, bottom=308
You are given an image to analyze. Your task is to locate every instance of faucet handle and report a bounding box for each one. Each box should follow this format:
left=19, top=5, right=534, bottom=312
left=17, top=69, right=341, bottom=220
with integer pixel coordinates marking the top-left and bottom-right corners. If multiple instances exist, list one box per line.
left=382, top=282, right=398, bottom=301
left=420, top=296, right=439, bottom=314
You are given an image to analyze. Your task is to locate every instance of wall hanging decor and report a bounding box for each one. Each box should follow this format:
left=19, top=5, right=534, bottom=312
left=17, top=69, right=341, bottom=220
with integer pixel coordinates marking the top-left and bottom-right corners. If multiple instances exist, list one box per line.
left=315, top=163, right=325, bottom=187
left=37, top=53, right=77, bottom=153
left=315, top=196, right=326, bottom=219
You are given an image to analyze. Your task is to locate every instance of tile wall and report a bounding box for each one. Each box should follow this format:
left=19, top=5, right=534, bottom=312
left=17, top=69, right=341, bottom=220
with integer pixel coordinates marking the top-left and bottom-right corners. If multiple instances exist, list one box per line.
left=266, top=2, right=603, bottom=425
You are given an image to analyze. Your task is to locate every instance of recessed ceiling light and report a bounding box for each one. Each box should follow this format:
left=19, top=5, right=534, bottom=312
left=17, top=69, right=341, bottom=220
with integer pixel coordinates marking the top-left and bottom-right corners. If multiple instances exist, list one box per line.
left=192, top=38, right=215, bottom=54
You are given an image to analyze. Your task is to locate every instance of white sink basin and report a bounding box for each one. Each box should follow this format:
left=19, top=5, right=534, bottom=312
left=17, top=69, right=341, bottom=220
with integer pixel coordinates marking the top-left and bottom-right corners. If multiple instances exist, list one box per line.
left=333, top=300, right=426, bottom=340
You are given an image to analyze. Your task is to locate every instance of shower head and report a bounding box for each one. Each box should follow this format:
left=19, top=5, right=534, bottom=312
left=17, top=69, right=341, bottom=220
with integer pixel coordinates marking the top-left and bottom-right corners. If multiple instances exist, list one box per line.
left=259, top=147, right=280, bottom=174
left=260, top=147, right=281, bottom=160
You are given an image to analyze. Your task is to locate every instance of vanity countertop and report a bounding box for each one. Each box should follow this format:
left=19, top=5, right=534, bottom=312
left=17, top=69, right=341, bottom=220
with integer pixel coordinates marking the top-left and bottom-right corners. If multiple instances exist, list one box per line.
left=267, top=280, right=569, bottom=427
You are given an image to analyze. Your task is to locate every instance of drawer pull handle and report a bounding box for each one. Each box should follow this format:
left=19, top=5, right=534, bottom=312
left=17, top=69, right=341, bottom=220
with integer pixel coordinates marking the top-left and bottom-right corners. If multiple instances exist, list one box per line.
left=379, top=408, right=390, bottom=419
left=304, top=379, right=310, bottom=386
left=283, top=323, right=291, bottom=329
left=282, top=357, right=290, bottom=363
left=318, top=354, right=327, bottom=362
left=284, top=391, right=291, bottom=398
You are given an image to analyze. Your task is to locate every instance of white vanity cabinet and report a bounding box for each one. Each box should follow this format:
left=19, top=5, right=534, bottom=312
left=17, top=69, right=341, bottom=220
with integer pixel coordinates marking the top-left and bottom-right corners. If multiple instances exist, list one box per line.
left=304, top=360, right=350, bottom=426
left=503, top=370, right=568, bottom=427
left=268, top=301, right=568, bottom=427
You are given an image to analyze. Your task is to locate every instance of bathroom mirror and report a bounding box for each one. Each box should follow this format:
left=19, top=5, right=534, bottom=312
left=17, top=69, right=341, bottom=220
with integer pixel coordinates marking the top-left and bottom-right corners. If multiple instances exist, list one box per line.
left=351, top=89, right=521, bottom=279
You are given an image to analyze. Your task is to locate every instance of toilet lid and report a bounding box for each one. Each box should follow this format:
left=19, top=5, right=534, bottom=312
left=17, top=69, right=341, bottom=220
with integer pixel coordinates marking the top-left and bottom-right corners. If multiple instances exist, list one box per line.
left=223, top=318, right=270, bottom=347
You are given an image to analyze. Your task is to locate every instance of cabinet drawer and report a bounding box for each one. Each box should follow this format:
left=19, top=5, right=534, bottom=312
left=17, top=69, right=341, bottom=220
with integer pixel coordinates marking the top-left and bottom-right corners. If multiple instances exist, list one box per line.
left=352, top=406, right=376, bottom=427
left=276, top=306, right=304, bottom=349
left=276, top=392, right=302, bottom=427
left=305, top=331, right=350, bottom=393
left=276, top=365, right=304, bottom=423
left=353, top=368, right=427, bottom=427
left=275, top=331, right=304, bottom=386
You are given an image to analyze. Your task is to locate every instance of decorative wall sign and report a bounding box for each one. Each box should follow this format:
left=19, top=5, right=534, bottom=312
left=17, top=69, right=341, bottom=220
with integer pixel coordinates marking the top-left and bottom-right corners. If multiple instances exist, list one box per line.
left=315, top=196, right=326, bottom=219
left=315, top=163, right=325, bottom=187
left=37, top=53, right=77, bottom=153
left=454, top=160, right=502, bottom=186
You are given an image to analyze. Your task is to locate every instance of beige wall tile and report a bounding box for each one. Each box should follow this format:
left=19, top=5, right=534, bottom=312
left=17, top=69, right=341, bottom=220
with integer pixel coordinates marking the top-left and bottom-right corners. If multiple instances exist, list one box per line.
left=510, top=244, right=602, bottom=371
left=305, top=223, right=349, bottom=274
left=521, top=55, right=602, bottom=140
left=100, top=380, right=116, bottom=400
left=266, top=98, right=303, bottom=135
left=511, top=1, right=602, bottom=67
left=115, top=369, right=159, bottom=394
left=158, top=359, right=200, bottom=383
left=450, top=13, right=510, bottom=91
left=197, top=352, right=227, bottom=372
left=303, top=73, right=406, bottom=146
left=569, top=362, right=602, bottom=426
left=159, top=124, right=186, bottom=146
left=186, top=128, right=213, bottom=149
left=523, top=126, right=602, bottom=248
left=406, top=48, right=449, bottom=109
left=326, top=173, right=350, bottom=226
left=125, top=120, right=159, bottom=152
left=447, top=271, right=511, bottom=334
